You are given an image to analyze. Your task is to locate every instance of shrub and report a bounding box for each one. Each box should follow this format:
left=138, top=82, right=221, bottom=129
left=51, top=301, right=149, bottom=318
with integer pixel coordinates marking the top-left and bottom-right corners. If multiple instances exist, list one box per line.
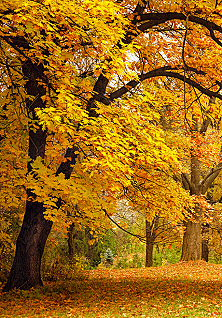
left=102, top=248, right=114, bottom=267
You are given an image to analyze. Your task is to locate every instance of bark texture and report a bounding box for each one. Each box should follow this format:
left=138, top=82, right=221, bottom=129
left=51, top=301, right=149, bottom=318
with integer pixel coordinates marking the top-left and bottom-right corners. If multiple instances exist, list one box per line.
left=181, top=221, right=201, bottom=261
left=181, top=144, right=202, bottom=261
left=3, top=60, right=52, bottom=291
left=180, top=99, right=219, bottom=262
left=145, top=220, right=154, bottom=267
left=3, top=202, right=52, bottom=291
left=201, top=224, right=209, bottom=262
left=201, top=239, right=209, bottom=262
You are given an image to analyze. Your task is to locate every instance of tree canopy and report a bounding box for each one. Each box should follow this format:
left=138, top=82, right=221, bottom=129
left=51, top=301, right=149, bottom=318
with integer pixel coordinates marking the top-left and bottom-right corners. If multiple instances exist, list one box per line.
left=2, top=0, right=222, bottom=290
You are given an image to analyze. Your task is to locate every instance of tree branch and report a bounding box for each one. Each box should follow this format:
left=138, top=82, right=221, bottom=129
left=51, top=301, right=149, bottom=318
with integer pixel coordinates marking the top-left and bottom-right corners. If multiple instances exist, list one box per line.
left=133, top=0, right=147, bottom=16
left=201, top=162, right=222, bottom=194
left=139, top=13, right=222, bottom=48
left=181, top=173, right=191, bottom=191
left=87, top=8, right=222, bottom=113
left=109, top=67, right=222, bottom=101
left=103, top=209, right=146, bottom=242
left=199, top=96, right=216, bottom=134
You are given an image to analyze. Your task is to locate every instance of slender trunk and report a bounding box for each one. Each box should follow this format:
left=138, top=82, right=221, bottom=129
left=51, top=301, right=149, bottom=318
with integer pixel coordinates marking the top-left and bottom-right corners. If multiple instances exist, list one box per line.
left=201, top=224, right=209, bottom=262
left=181, top=100, right=218, bottom=261
left=67, top=223, right=76, bottom=260
left=201, top=239, right=209, bottom=262
left=145, top=220, right=154, bottom=267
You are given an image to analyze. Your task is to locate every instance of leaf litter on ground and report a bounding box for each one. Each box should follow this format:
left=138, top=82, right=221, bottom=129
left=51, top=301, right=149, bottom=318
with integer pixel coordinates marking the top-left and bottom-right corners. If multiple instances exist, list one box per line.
left=1, top=261, right=222, bottom=317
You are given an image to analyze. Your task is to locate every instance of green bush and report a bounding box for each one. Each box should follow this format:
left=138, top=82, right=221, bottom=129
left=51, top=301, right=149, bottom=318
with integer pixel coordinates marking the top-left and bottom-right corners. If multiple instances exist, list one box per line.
left=208, top=251, right=222, bottom=264
left=115, top=256, right=128, bottom=269
left=0, top=209, right=21, bottom=282
left=153, top=244, right=182, bottom=266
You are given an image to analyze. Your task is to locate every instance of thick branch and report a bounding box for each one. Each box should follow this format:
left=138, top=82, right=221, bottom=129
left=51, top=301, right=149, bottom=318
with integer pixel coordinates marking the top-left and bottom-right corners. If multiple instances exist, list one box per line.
left=133, top=0, right=147, bottom=16
left=93, top=10, right=222, bottom=109
left=55, top=145, right=78, bottom=179
left=139, top=13, right=222, bottom=48
left=181, top=173, right=191, bottom=191
left=200, top=162, right=222, bottom=194
left=109, top=68, right=222, bottom=101
left=199, top=96, right=216, bottom=134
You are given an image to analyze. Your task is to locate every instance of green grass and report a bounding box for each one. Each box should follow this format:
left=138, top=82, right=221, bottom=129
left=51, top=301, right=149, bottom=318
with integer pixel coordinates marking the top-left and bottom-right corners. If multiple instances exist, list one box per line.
left=1, top=261, right=222, bottom=317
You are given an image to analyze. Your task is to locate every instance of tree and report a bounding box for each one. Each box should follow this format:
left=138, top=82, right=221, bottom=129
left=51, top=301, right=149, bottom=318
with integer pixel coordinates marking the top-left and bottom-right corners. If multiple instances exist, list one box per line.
left=156, top=82, right=222, bottom=261
left=1, top=0, right=131, bottom=291
left=2, top=0, right=222, bottom=291
left=107, top=200, right=185, bottom=267
left=200, top=174, right=222, bottom=261
left=145, top=216, right=183, bottom=267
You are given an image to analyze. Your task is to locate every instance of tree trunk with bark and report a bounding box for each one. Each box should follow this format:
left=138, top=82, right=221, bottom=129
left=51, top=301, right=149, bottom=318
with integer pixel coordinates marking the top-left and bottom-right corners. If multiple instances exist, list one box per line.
left=201, top=239, right=209, bottom=262
left=180, top=105, right=221, bottom=261
left=3, top=60, right=52, bottom=291
left=3, top=201, right=52, bottom=291
left=67, top=223, right=76, bottom=260
left=145, top=220, right=154, bottom=267
left=3, top=50, right=107, bottom=291
left=145, top=241, right=154, bottom=267
left=181, top=138, right=202, bottom=261
left=201, top=223, right=209, bottom=262
left=181, top=221, right=201, bottom=261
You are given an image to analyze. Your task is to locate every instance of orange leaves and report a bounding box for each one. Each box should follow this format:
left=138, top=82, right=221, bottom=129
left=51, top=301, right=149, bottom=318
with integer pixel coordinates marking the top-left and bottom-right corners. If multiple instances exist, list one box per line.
left=2, top=262, right=222, bottom=317
left=189, top=129, right=222, bottom=167
left=2, top=0, right=222, bottom=237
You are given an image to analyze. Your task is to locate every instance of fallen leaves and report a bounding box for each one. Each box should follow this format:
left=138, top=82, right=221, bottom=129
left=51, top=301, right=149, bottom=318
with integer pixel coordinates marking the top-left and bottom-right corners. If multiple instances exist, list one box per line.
left=1, top=261, right=222, bottom=317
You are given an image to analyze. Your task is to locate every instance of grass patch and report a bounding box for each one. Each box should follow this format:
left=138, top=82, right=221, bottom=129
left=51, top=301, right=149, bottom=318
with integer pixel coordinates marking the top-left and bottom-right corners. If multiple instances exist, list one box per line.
left=1, top=261, right=222, bottom=317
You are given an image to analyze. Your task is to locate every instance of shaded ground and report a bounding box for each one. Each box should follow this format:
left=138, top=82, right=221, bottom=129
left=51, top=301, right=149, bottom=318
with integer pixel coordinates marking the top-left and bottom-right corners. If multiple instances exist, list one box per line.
left=1, top=261, right=222, bottom=317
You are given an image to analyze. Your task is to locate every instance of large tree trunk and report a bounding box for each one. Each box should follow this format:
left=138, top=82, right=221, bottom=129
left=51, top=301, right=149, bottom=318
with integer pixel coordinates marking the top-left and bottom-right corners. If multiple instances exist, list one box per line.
left=3, top=201, right=52, bottom=291
left=4, top=52, right=107, bottom=291
left=181, top=221, right=201, bottom=261
left=145, top=220, right=154, bottom=267
left=180, top=100, right=220, bottom=262
left=181, top=148, right=202, bottom=261
left=3, top=60, right=52, bottom=291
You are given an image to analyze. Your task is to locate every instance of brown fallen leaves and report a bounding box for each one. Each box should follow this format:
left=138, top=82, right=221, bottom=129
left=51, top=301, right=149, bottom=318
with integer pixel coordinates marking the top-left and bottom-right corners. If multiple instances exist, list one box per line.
left=1, top=261, right=222, bottom=317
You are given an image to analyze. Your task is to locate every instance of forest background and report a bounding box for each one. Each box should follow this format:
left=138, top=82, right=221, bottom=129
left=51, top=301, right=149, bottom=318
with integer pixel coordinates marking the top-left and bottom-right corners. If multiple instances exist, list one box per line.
left=2, top=0, right=222, bottom=292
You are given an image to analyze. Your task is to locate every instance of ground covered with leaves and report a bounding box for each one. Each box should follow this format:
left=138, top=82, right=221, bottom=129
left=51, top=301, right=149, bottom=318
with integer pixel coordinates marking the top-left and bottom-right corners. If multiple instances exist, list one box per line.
left=1, top=261, right=222, bottom=317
